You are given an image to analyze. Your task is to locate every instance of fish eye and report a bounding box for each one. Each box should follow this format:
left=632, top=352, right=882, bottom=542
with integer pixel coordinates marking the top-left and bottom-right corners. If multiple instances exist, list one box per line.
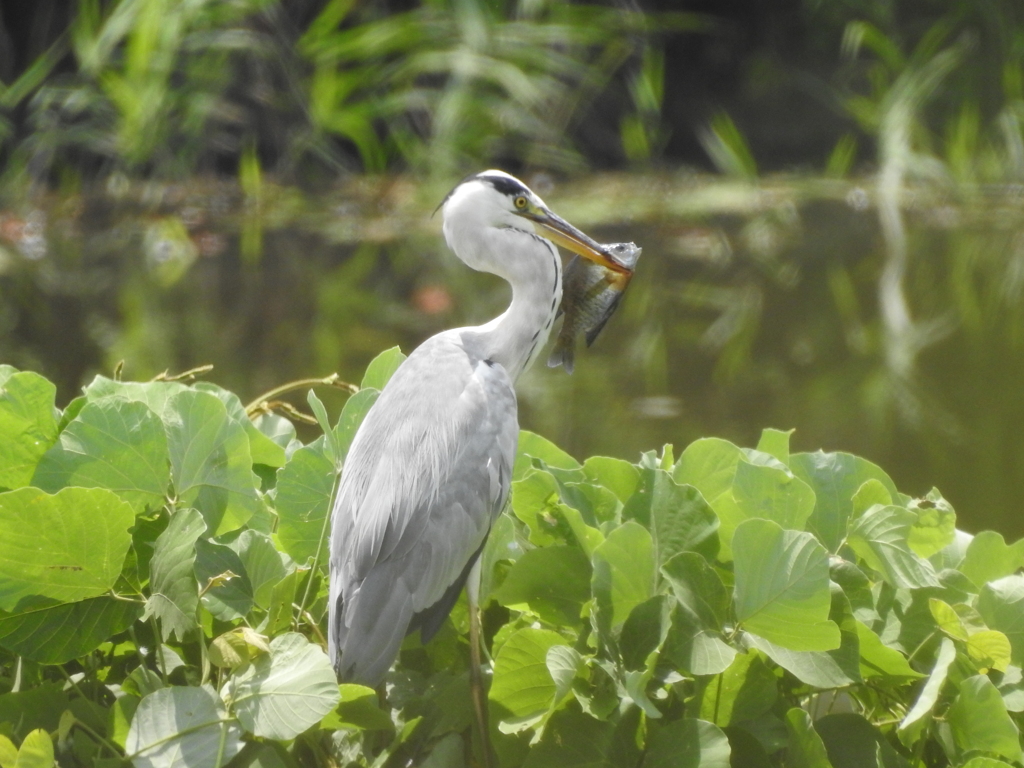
left=514, top=196, right=528, bottom=209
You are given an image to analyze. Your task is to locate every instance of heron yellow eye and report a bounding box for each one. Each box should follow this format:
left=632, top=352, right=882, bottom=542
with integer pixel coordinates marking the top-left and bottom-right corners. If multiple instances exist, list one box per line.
left=514, top=196, right=528, bottom=209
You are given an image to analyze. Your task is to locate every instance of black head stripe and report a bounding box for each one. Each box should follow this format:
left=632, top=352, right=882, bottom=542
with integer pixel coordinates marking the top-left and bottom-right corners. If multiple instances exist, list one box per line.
left=434, top=171, right=529, bottom=216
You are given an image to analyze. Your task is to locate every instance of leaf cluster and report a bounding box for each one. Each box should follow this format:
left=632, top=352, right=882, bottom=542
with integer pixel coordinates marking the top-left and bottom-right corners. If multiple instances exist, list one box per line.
left=0, top=354, right=1022, bottom=768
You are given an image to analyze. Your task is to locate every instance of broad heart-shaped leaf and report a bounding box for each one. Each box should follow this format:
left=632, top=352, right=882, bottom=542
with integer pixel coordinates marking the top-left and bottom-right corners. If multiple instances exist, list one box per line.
left=698, top=649, right=777, bottom=726
left=489, top=628, right=569, bottom=726
left=663, top=606, right=737, bottom=676
left=225, top=632, right=340, bottom=740
left=359, top=346, right=407, bottom=391
left=491, top=545, right=591, bottom=627
left=194, top=539, right=254, bottom=621
left=733, top=519, right=839, bottom=651
left=143, top=508, right=206, bottom=641
left=0, top=487, right=134, bottom=611
left=856, top=621, right=923, bottom=681
left=333, top=388, right=380, bottom=464
left=899, top=637, right=956, bottom=742
left=514, top=430, right=582, bottom=480
left=673, top=437, right=745, bottom=505
left=947, top=675, right=1023, bottom=764
left=756, top=428, right=793, bottom=466
left=13, top=729, right=54, bottom=768
left=978, top=575, right=1024, bottom=666
left=905, top=490, right=955, bottom=558
left=790, top=451, right=899, bottom=553
left=193, top=383, right=286, bottom=468
left=127, top=685, right=241, bottom=768
left=164, top=390, right=260, bottom=536
left=785, top=709, right=834, bottom=768
left=643, top=718, right=731, bottom=768
left=582, top=455, right=640, bottom=504
left=228, top=530, right=288, bottom=610
left=592, top=521, right=656, bottom=632
left=274, top=436, right=335, bottom=565
left=83, top=376, right=188, bottom=417
left=661, top=551, right=730, bottom=630
left=815, top=713, right=909, bottom=768
left=521, top=707, right=640, bottom=768
left=959, top=531, right=1024, bottom=588
left=713, top=460, right=815, bottom=559
left=0, top=594, right=141, bottom=663
left=32, top=397, right=170, bottom=514
left=622, top=469, right=719, bottom=564
left=747, top=586, right=860, bottom=688
left=846, top=505, right=940, bottom=589
left=0, top=371, right=58, bottom=489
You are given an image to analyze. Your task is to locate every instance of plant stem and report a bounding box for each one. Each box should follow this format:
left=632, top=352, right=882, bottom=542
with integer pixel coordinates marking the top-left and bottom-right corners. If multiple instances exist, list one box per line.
left=245, top=374, right=358, bottom=415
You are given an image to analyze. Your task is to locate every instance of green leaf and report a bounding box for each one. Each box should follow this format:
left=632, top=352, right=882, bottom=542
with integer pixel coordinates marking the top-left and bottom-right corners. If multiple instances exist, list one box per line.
left=143, top=508, right=206, bottom=641
left=126, top=686, right=241, bottom=768
left=165, top=390, right=260, bottom=535
left=790, top=451, right=899, bottom=553
left=582, top=456, right=640, bottom=504
left=546, top=646, right=585, bottom=705
left=906, top=490, right=955, bottom=558
left=521, top=708, right=628, bottom=768
left=899, top=637, right=956, bottom=740
left=359, top=346, right=406, bottom=390
left=82, top=377, right=188, bottom=417
left=13, top=730, right=53, bottom=768
left=785, top=709, right=834, bottom=768
left=959, top=759, right=1015, bottom=768
left=851, top=479, right=892, bottom=518
left=194, top=539, right=254, bottom=621
left=747, top=587, right=860, bottom=687
left=966, top=630, right=1012, bottom=673
left=673, top=437, right=744, bottom=504
left=855, top=621, right=923, bottom=680
left=228, top=530, right=287, bottom=610
left=512, top=470, right=564, bottom=547
left=334, top=388, right=380, bottom=463
left=732, top=519, right=840, bottom=651
left=274, top=437, right=336, bottom=565
left=959, top=532, right=1024, bottom=587
left=515, top=430, right=581, bottom=479
left=698, top=650, right=777, bottom=726
left=978, top=575, right=1024, bottom=666
left=492, top=546, right=590, bottom=627
left=0, top=683, right=68, bottom=739
left=714, top=460, right=815, bottom=557
left=592, top=521, right=656, bottom=631
left=0, top=487, right=134, bottom=610
left=0, top=595, right=142, bottom=664
left=194, top=383, right=286, bottom=468
left=661, top=551, right=730, bottom=630
left=815, top=713, right=906, bottom=768
left=489, top=628, right=567, bottom=726
left=846, top=506, right=940, bottom=589
left=947, top=675, right=1023, bottom=764
left=225, top=633, right=340, bottom=740
left=643, top=718, right=731, bottom=768
left=0, top=735, right=15, bottom=767
left=32, top=398, right=170, bottom=514
left=321, top=684, right=393, bottom=730
left=756, top=428, right=793, bottom=466
left=663, top=608, right=737, bottom=676
left=622, top=469, right=719, bottom=564
left=0, top=372, right=58, bottom=489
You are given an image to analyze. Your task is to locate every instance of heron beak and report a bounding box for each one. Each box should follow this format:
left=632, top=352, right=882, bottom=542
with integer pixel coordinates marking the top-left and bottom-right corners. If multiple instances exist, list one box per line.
left=530, top=210, right=630, bottom=273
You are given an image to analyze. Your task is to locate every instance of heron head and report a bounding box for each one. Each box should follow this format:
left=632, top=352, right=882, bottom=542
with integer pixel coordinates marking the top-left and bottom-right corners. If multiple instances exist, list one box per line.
left=441, top=170, right=627, bottom=273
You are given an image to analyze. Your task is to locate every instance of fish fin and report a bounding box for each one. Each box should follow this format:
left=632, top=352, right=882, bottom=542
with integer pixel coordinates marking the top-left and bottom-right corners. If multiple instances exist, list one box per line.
left=584, top=292, right=625, bottom=347
left=547, top=337, right=575, bottom=374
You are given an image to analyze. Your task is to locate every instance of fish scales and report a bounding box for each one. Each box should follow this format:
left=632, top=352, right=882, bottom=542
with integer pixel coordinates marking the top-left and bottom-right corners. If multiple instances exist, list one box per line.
left=547, top=241, right=641, bottom=374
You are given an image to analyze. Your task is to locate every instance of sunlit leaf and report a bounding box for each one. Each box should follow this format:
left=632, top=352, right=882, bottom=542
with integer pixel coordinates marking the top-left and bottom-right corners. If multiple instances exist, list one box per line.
left=321, top=684, right=393, bottom=730
left=165, top=390, right=259, bottom=535
left=492, top=545, right=590, bottom=627
left=959, top=531, right=1024, bottom=588
left=12, top=729, right=53, bottom=768
left=733, top=519, right=840, bottom=651
left=978, top=575, right=1024, bottom=665
left=0, top=372, right=58, bottom=490
left=855, top=621, right=923, bottom=680
left=966, top=630, right=1012, bottom=673
left=592, top=521, right=655, bottom=631
left=906, top=490, right=955, bottom=558
left=698, top=650, right=776, bottom=726
left=785, top=709, right=833, bottom=768
left=643, top=718, right=731, bottom=768
left=947, top=675, right=1023, bottom=764
left=582, top=456, right=640, bottom=504
left=846, top=505, right=940, bottom=589
left=0, top=487, right=134, bottom=611
left=334, top=388, right=380, bottom=464
left=622, top=469, right=719, bottom=564
left=228, top=530, right=288, bottom=610
left=274, top=436, right=335, bottom=565
left=33, top=398, right=169, bottom=514
left=899, top=637, right=956, bottom=740
left=194, top=383, right=286, bottom=468
left=661, top=551, right=729, bottom=630
left=790, top=451, right=898, bottom=553
left=0, top=595, right=141, bottom=664
left=359, top=346, right=406, bottom=390
left=673, top=437, right=744, bottom=504
left=489, top=628, right=568, bottom=727
left=127, top=686, right=241, bottom=768
left=515, top=430, right=581, bottom=479
left=226, top=632, right=340, bottom=740
left=143, top=507, right=206, bottom=641
left=194, top=539, right=254, bottom=621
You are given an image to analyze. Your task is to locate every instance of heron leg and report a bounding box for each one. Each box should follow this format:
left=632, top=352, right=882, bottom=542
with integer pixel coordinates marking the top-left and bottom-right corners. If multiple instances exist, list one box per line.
left=466, top=558, right=494, bottom=768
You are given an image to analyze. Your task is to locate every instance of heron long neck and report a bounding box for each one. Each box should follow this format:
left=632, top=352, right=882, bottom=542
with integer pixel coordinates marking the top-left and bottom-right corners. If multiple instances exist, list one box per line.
left=475, top=242, right=561, bottom=381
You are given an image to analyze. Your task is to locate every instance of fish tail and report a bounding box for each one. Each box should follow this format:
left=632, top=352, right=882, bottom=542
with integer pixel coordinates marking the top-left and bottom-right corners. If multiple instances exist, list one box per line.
left=547, top=337, right=575, bottom=374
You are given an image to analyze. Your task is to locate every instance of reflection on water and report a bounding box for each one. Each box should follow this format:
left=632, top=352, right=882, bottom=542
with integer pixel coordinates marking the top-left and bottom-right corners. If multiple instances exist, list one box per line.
left=2, top=173, right=1024, bottom=538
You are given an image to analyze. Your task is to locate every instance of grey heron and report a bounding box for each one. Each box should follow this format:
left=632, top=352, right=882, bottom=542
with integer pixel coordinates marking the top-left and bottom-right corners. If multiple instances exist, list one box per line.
left=327, top=170, right=624, bottom=691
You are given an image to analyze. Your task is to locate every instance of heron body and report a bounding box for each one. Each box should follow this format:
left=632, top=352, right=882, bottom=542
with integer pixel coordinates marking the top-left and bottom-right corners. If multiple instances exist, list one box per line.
left=328, top=170, right=623, bottom=686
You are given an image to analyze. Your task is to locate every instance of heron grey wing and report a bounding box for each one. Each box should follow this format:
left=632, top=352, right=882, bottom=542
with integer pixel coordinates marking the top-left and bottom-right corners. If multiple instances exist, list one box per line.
left=328, top=335, right=517, bottom=685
